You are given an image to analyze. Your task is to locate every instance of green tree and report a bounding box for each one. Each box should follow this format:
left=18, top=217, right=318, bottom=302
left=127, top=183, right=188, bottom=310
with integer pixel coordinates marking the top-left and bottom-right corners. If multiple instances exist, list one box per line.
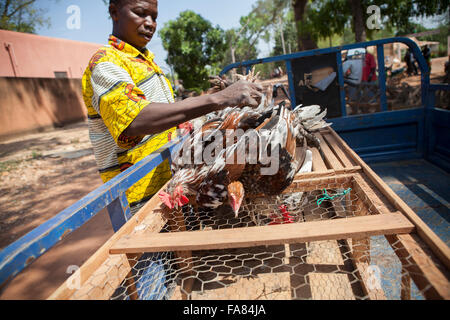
left=223, top=28, right=258, bottom=66
left=288, top=0, right=448, bottom=47
left=0, top=0, right=51, bottom=33
left=230, top=0, right=293, bottom=58
left=292, top=0, right=318, bottom=50
left=272, top=10, right=297, bottom=55
left=226, top=1, right=288, bottom=64
left=325, top=0, right=449, bottom=44
left=159, top=10, right=227, bottom=91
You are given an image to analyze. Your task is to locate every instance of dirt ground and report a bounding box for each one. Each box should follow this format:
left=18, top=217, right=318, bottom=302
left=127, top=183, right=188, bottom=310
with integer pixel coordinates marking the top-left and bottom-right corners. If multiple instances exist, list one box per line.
left=0, top=121, right=115, bottom=299
left=0, top=122, right=105, bottom=248
left=0, top=56, right=447, bottom=300
left=399, top=56, right=447, bottom=86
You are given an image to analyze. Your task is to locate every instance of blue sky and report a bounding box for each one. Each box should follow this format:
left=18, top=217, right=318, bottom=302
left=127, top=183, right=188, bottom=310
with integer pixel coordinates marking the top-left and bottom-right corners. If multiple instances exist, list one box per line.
left=35, top=0, right=261, bottom=73
left=34, top=1, right=445, bottom=73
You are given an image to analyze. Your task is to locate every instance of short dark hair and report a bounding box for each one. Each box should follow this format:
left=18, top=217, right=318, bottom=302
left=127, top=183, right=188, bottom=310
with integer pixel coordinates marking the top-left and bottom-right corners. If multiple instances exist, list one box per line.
left=110, top=0, right=125, bottom=6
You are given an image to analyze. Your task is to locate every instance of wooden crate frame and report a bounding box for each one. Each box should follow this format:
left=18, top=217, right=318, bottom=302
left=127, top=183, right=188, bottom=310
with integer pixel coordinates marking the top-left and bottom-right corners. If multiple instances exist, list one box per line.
left=48, top=128, right=449, bottom=300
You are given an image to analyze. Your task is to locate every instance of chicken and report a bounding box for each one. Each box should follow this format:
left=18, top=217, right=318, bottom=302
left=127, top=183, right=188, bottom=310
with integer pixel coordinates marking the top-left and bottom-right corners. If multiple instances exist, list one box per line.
left=195, top=139, right=246, bottom=217
left=239, top=105, right=307, bottom=197
left=195, top=102, right=329, bottom=217
left=158, top=166, right=210, bottom=211
left=159, top=70, right=329, bottom=223
left=160, top=78, right=260, bottom=213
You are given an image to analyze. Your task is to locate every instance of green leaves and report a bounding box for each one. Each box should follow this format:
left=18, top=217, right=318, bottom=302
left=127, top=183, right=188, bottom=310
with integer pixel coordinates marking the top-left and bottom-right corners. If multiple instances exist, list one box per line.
left=293, top=0, right=448, bottom=46
left=0, top=0, right=52, bottom=33
left=159, top=10, right=227, bottom=90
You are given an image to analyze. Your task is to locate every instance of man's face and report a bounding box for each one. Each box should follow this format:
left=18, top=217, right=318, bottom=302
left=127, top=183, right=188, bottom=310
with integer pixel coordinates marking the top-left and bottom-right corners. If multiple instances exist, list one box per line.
left=110, top=0, right=158, bottom=50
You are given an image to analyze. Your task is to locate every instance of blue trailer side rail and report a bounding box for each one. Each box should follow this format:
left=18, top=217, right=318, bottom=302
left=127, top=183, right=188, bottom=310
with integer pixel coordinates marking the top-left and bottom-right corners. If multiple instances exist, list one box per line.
left=220, top=37, right=449, bottom=168
left=220, top=37, right=430, bottom=112
left=0, top=135, right=186, bottom=291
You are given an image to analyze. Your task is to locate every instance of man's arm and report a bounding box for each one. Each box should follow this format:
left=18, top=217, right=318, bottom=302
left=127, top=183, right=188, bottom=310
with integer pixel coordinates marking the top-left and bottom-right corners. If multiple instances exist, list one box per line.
left=123, top=80, right=263, bottom=136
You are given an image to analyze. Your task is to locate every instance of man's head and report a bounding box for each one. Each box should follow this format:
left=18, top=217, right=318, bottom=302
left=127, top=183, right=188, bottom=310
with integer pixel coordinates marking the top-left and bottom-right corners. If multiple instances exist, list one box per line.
left=109, top=0, right=158, bottom=50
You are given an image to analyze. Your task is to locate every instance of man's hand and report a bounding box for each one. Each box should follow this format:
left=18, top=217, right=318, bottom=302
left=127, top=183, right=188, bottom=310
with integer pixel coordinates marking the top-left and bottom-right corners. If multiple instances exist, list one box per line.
left=213, top=80, right=263, bottom=109
left=123, top=81, right=263, bottom=137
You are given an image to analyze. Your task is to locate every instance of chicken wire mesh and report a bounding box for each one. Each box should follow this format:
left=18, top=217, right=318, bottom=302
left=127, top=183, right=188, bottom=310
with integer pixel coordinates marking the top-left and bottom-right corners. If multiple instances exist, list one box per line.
left=69, top=177, right=443, bottom=300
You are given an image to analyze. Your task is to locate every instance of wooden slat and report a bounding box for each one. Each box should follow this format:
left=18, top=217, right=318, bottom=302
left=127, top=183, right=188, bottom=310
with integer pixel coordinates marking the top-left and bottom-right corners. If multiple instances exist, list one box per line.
left=386, top=234, right=450, bottom=300
left=330, top=197, right=386, bottom=300
left=284, top=174, right=354, bottom=194
left=350, top=174, right=449, bottom=300
left=401, top=268, right=411, bottom=300
left=328, top=128, right=450, bottom=271
left=353, top=261, right=387, bottom=300
left=351, top=180, right=372, bottom=265
left=311, top=147, right=328, bottom=172
left=110, top=213, right=414, bottom=255
left=339, top=239, right=387, bottom=300
left=294, top=166, right=361, bottom=180
left=314, top=133, right=344, bottom=170
left=322, top=133, right=356, bottom=168
left=124, top=253, right=140, bottom=300
left=352, top=174, right=389, bottom=216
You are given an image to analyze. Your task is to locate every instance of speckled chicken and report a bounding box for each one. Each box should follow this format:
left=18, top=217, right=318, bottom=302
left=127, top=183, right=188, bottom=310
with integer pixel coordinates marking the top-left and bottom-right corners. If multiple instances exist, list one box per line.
left=159, top=71, right=330, bottom=218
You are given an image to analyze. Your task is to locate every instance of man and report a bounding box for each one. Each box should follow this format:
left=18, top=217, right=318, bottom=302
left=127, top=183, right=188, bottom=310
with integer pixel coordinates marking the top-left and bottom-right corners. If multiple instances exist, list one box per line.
left=405, top=48, right=418, bottom=76
left=362, top=50, right=377, bottom=83
left=422, top=45, right=431, bottom=72
left=82, top=0, right=262, bottom=215
left=404, top=48, right=412, bottom=76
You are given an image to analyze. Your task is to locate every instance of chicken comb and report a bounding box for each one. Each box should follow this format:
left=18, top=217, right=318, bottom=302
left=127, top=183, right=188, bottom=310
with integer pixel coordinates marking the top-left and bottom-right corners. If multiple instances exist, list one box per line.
left=174, top=185, right=189, bottom=207
left=158, top=191, right=173, bottom=209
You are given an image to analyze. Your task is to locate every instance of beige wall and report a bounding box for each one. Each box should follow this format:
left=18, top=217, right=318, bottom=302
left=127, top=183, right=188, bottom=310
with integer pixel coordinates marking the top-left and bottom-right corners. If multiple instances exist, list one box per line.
left=0, top=30, right=101, bottom=78
left=0, top=77, right=87, bottom=140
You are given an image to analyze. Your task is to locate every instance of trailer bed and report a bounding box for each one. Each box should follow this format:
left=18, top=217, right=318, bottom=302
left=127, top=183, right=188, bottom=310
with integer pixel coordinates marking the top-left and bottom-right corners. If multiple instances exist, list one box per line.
left=48, top=127, right=449, bottom=300
left=372, top=159, right=449, bottom=246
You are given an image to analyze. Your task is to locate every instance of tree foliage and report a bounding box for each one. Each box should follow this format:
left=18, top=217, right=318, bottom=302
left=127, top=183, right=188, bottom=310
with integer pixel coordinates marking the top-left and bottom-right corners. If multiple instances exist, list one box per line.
left=308, top=0, right=449, bottom=44
left=223, top=0, right=291, bottom=65
left=272, top=10, right=297, bottom=55
left=159, top=10, right=227, bottom=91
left=0, top=0, right=51, bottom=33
left=222, top=28, right=258, bottom=66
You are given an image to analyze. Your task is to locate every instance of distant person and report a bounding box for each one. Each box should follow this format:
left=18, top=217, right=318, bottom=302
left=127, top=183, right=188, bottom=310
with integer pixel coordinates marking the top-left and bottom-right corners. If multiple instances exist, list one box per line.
left=404, top=49, right=411, bottom=75
left=361, top=50, right=378, bottom=104
left=271, top=66, right=283, bottom=78
left=405, top=48, right=418, bottom=76
left=362, top=51, right=377, bottom=83
left=343, top=50, right=364, bottom=103
left=422, top=45, right=431, bottom=71
left=445, top=55, right=450, bottom=84
left=82, top=0, right=263, bottom=215
left=174, top=79, right=185, bottom=100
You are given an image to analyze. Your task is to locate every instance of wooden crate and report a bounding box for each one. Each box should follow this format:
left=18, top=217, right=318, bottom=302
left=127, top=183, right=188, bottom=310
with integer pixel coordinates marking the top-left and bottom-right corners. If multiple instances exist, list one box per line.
left=48, top=128, right=450, bottom=300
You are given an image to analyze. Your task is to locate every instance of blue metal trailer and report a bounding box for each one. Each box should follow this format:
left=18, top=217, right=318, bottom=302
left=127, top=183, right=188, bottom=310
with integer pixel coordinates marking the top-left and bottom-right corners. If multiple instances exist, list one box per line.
left=220, top=36, right=450, bottom=246
left=0, top=37, right=448, bottom=299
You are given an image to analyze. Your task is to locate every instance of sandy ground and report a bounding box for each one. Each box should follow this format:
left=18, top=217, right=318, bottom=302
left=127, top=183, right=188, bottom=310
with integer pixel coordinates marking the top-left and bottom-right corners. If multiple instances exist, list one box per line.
left=397, top=56, right=447, bottom=86
left=0, top=57, right=447, bottom=300
left=0, top=121, right=114, bottom=299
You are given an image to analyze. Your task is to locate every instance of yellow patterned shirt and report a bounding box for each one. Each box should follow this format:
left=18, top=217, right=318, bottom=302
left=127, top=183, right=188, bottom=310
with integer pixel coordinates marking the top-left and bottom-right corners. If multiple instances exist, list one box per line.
left=82, top=35, right=176, bottom=209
